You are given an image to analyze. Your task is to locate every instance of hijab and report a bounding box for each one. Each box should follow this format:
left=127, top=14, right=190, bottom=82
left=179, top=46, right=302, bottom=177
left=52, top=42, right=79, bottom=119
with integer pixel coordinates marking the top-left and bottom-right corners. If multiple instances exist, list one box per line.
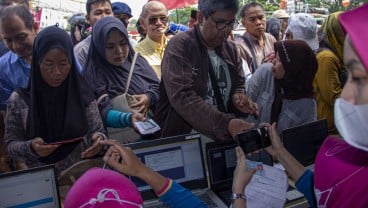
left=83, top=16, right=159, bottom=100
left=319, top=12, right=345, bottom=62
left=270, top=40, right=317, bottom=122
left=274, top=40, right=318, bottom=100
left=18, top=25, right=91, bottom=164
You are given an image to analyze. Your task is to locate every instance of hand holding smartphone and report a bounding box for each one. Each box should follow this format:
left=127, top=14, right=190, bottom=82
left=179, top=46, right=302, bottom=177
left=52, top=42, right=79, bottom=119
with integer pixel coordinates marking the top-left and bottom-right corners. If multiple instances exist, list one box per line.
left=236, top=127, right=271, bottom=154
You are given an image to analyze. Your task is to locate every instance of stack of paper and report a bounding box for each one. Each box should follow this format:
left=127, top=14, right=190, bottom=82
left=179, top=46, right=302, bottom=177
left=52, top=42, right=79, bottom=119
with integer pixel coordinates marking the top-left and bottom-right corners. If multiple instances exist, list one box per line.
left=245, top=160, right=288, bottom=208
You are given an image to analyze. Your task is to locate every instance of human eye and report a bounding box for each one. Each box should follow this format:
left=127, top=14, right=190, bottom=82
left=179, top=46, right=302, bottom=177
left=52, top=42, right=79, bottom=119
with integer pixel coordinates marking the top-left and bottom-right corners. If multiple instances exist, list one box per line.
left=119, top=40, right=127, bottom=46
left=94, top=10, right=102, bottom=16
left=3, top=38, right=11, bottom=44
left=60, top=61, right=69, bottom=67
left=105, top=9, right=112, bottom=15
left=105, top=44, right=114, bottom=49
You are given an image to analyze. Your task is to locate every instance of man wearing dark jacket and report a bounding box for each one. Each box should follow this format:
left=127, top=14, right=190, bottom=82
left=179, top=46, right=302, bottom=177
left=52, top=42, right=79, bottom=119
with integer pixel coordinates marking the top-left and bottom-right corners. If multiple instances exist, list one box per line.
left=154, top=0, right=258, bottom=141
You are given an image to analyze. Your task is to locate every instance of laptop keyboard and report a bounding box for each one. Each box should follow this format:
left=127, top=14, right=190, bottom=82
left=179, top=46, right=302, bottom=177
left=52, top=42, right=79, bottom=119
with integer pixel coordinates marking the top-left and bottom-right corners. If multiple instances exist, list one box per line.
left=144, top=193, right=220, bottom=208
left=198, top=193, right=219, bottom=207
left=218, top=190, right=232, bottom=205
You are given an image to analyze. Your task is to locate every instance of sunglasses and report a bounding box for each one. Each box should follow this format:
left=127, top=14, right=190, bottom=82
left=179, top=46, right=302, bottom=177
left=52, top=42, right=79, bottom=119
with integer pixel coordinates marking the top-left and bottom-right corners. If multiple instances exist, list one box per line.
left=148, top=15, right=169, bottom=25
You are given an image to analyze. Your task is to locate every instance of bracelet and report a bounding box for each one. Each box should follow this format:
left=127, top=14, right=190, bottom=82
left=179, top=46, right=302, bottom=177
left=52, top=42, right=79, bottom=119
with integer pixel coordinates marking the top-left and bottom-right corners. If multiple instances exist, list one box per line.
left=231, top=193, right=246, bottom=201
left=155, top=178, right=172, bottom=196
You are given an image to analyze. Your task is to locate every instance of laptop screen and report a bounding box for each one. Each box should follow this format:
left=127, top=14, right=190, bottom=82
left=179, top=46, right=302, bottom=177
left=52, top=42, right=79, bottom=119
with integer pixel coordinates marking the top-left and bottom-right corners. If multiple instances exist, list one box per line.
left=206, top=140, right=237, bottom=190
left=0, top=165, right=60, bottom=208
left=127, top=134, right=207, bottom=199
left=281, top=119, right=328, bottom=166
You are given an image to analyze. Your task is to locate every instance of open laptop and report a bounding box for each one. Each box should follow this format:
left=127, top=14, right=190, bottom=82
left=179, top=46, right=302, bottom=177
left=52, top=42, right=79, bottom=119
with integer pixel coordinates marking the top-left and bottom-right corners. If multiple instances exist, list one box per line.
left=0, top=164, right=60, bottom=208
left=126, top=133, right=227, bottom=208
left=205, top=140, right=238, bottom=206
left=281, top=119, right=328, bottom=167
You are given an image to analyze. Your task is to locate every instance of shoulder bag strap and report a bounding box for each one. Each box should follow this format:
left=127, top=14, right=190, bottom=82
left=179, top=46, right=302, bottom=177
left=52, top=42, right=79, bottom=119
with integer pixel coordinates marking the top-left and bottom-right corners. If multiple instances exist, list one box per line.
left=124, top=52, right=139, bottom=94
left=242, top=36, right=258, bottom=72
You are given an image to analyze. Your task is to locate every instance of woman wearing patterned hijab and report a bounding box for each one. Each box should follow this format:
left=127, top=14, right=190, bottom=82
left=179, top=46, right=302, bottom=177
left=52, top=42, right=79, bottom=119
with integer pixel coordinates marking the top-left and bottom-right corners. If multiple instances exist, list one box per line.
left=83, top=16, right=159, bottom=141
left=4, top=26, right=107, bottom=174
left=246, top=40, right=318, bottom=132
left=314, top=12, right=346, bottom=135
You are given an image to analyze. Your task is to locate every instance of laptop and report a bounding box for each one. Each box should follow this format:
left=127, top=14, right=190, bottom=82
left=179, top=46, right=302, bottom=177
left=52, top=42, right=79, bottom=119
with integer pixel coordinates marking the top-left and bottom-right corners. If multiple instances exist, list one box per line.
left=281, top=119, right=328, bottom=167
left=0, top=164, right=60, bottom=208
left=126, top=133, right=227, bottom=208
left=205, top=140, right=238, bottom=206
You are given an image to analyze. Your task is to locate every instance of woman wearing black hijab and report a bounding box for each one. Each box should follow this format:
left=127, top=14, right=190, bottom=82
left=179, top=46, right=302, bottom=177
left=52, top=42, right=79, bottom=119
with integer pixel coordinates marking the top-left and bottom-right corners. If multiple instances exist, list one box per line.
left=4, top=26, right=107, bottom=174
left=83, top=16, right=159, bottom=140
left=245, top=40, right=318, bottom=132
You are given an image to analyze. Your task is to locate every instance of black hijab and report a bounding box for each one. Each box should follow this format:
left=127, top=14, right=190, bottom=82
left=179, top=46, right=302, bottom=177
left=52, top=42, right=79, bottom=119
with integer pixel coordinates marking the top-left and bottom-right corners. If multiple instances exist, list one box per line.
left=271, top=40, right=318, bottom=123
left=18, top=26, right=91, bottom=164
left=83, top=16, right=159, bottom=102
left=274, top=40, right=318, bottom=100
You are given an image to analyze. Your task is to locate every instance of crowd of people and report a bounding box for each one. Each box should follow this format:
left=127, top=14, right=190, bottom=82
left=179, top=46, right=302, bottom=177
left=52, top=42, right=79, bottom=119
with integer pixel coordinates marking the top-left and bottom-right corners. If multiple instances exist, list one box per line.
left=1, top=0, right=368, bottom=207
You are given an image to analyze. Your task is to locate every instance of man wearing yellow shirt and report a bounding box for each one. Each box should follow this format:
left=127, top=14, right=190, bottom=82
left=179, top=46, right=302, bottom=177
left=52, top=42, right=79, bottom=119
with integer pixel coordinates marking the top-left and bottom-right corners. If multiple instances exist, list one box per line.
left=134, top=1, right=168, bottom=79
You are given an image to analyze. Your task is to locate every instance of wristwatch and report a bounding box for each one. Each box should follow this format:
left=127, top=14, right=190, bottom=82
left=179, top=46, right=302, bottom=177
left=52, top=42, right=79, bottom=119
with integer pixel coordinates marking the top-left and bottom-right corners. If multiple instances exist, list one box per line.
left=231, top=193, right=246, bottom=201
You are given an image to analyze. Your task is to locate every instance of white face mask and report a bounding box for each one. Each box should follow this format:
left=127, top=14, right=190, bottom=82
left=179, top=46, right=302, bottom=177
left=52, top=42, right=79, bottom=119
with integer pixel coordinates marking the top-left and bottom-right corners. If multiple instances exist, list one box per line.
left=334, top=98, right=368, bottom=151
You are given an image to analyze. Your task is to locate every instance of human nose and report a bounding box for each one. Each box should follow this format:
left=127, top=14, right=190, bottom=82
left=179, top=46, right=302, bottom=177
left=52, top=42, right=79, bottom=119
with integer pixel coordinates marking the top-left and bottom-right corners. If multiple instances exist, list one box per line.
left=9, top=40, right=22, bottom=51
left=115, top=45, right=123, bottom=54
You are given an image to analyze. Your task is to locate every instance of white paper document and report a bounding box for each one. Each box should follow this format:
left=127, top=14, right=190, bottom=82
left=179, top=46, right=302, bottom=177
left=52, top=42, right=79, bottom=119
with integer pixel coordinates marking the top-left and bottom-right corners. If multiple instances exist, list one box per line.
left=134, top=119, right=161, bottom=135
left=244, top=160, right=288, bottom=208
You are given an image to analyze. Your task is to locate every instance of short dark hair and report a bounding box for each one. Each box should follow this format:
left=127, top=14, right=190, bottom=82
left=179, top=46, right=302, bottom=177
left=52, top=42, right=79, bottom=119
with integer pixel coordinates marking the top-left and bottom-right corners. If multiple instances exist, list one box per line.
left=239, top=2, right=264, bottom=18
left=198, top=0, right=238, bottom=18
left=0, top=0, right=29, bottom=7
left=0, top=5, right=34, bottom=30
left=86, top=0, right=111, bottom=15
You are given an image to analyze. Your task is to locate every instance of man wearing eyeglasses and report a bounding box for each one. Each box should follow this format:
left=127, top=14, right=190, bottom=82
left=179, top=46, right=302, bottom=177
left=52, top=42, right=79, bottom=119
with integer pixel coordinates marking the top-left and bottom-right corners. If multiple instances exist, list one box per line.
left=154, top=0, right=258, bottom=143
left=134, top=1, right=169, bottom=79
left=236, top=2, right=276, bottom=74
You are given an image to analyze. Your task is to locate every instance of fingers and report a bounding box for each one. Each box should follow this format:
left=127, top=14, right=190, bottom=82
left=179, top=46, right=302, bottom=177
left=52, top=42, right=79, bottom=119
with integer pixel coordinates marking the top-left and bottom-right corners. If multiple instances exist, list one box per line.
left=81, top=135, right=104, bottom=158
left=235, top=146, right=245, bottom=163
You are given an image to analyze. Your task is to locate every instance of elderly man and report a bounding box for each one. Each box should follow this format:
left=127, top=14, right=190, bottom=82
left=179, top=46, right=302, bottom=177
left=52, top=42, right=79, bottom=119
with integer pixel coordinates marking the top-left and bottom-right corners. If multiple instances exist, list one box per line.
left=134, top=1, right=168, bottom=79
left=236, top=2, right=276, bottom=73
left=154, top=0, right=258, bottom=141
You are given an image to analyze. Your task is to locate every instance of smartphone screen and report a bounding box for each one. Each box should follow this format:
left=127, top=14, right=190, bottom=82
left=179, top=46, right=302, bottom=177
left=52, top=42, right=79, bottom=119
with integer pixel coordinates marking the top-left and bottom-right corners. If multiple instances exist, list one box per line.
left=46, top=137, right=83, bottom=145
left=236, top=127, right=271, bottom=154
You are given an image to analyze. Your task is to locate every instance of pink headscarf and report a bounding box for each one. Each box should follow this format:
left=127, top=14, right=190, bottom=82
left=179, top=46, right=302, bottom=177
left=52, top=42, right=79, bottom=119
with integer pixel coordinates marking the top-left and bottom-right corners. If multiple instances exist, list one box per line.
left=339, top=3, right=368, bottom=70
left=64, top=168, right=143, bottom=208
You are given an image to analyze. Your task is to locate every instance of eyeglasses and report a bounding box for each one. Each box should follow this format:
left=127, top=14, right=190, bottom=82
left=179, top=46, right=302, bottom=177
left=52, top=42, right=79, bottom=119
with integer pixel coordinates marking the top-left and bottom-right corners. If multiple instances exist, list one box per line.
left=148, top=15, right=169, bottom=25
left=209, top=16, right=239, bottom=30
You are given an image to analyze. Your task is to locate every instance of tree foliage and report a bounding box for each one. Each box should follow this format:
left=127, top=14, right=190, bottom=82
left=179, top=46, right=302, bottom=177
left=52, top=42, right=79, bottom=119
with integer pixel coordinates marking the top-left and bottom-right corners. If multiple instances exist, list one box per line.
left=168, top=0, right=367, bottom=27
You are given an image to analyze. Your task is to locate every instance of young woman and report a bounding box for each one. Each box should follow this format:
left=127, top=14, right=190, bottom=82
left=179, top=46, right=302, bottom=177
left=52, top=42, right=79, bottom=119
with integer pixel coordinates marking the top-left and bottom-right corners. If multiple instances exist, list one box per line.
left=4, top=26, right=107, bottom=174
left=265, top=4, right=368, bottom=207
left=83, top=16, right=160, bottom=141
left=245, top=40, right=318, bottom=132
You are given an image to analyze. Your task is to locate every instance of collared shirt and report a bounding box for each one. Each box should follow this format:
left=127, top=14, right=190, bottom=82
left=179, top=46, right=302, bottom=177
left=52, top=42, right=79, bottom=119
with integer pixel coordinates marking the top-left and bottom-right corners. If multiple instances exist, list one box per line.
left=235, top=32, right=276, bottom=72
left=0, top=51, right=30, bottom=110
left=134, top=36, right=167, bottom=79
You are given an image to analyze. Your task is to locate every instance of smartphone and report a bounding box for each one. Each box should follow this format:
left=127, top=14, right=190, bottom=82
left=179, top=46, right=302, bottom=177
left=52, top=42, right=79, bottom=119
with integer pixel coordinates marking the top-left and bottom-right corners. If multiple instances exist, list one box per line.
left=46, top=137, right=83, bottom=145
left=236, top=127, right=271, bottom=154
